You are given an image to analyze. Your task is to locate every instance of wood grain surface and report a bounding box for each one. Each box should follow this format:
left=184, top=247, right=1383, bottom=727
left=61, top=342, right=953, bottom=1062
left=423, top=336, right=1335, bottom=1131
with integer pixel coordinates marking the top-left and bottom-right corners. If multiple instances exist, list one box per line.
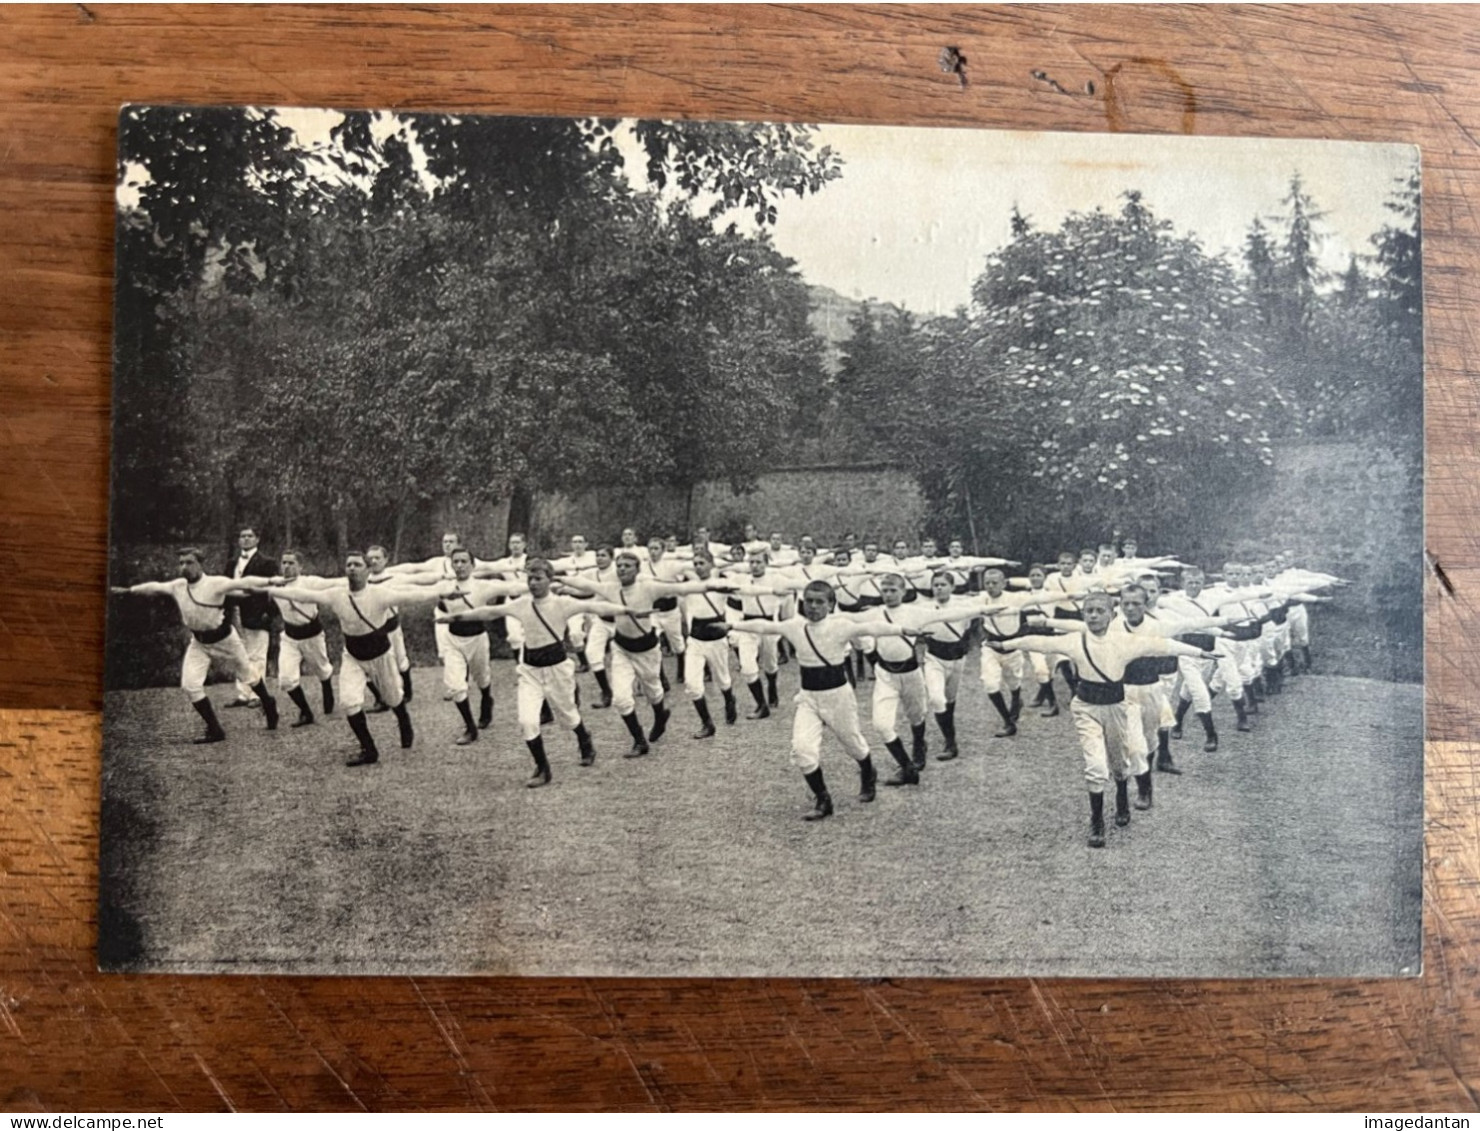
left=1, top=3, right=1476, bottom=1111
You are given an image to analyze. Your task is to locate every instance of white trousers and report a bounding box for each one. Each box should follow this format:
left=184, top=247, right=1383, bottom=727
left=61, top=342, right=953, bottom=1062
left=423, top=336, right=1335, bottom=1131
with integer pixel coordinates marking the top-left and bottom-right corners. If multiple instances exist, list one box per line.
left=1124, top=682, right=1166, bottom=764
left=234, top=626, right=269, bottom=699
left=279, top=631, right=333, bottom=691
left=442, top=631, right=491, bottom=699
left=654, top=608, right=685, bottom=653
left=684, top=637, right=733, bottom=698
left=737, top=630, right=779, bottom=682
left=566, top=613, right=587, bottom=649
left=340, top=645, right=403, bottom=714
left=585, top=618, right=612, bottom=671
left=792, top=685, right=870, bottom=773
left=389, top=623, right=410, bottom=673
left=923, top=653, right=964, bottom=714
left=871, top=665, right=927, bottom=743
left=1177, top=654, right=1215, bottom=714
left=1288, top=604, right=1310, bottom=647
left=434, top=620, right=452, bottom=661
left=183, top=630, right=252, bottom=701
left=517, top=659, right=580, bottom=740
left=1070, top=697, right=1139, bottom=792
left=979, top=645, right=1026, bottom=694
left=610, top=641, right=664, bottom=715
left=1028, top=650, right=1051, bottom=684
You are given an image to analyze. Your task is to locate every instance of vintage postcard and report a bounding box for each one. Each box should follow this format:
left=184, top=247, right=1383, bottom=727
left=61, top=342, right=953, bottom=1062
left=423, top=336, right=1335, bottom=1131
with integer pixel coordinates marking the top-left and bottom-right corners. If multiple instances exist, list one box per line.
left=103, top=107, right=1422, bottom=976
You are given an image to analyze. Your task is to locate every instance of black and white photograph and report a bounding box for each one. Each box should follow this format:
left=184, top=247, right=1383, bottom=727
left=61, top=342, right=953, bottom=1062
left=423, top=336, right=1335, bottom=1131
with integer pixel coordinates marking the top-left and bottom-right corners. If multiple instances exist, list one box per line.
left=102, top=106, right=1423, bottom=977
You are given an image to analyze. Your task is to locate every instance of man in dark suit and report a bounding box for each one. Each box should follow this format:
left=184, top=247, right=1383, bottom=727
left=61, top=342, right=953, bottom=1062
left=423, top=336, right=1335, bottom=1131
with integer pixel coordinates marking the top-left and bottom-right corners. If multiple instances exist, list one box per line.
left=225, top=525, right=278, bottom=709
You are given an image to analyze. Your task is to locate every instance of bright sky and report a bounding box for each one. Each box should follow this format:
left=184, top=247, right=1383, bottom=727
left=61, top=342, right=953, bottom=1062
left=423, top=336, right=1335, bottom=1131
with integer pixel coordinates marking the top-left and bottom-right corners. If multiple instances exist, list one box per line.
left=119, top=111, right=1418, bottom=320
left=751, top=124, right=1418, bottom=317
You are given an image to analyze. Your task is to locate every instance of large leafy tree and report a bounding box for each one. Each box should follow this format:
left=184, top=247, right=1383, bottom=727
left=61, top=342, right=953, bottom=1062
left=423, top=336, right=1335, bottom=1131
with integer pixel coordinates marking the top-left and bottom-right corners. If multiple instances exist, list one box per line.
left=115, top=110, right=840, bottom=550
left=843, top=193, right=1281, bottom=556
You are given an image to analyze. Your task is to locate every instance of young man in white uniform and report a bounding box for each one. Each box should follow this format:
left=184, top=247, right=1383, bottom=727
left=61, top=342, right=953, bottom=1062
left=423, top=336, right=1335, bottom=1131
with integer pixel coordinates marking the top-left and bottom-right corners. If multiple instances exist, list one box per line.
left=269, top=552, right=444, bottom=766
left=437, top=558, right=635, bottom=785
left=111, top=547, right=281, bottom=742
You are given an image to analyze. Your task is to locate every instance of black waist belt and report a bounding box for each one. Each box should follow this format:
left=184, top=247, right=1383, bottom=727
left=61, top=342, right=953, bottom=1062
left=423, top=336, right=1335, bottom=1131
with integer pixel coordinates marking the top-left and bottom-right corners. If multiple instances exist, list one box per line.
left=1075, top=678, right=1124, bottom=705
left=800, top=664, right=849, bottom=691
left=599, top=615, right=615, bottom=624
left=1123, top=656, right=1174, bottom=684
left=653, top=596, right=679, bottom=612
left=1270, top=606, right=1289, bottom=624
left=1053, top=608, right=1084, bottom=621
left=726, top=597, right=743, bottom=611
left=856, top=595, right=883, bottom=608
left=1179, top=632, right=1216, bottom=652
left=450, top=622, right=487, bottom=639
left=902, top=589, right=918, bottom=603
left=1226, top=622, right=1262, bottom=641
left=343, top=629, right=390, bottom=662
left=689, top=616, right=730, bottom=642
left=927, top=637, right=971, bottom=662
left=521, top=641, right=567, bottom=668
left=282, top=618, right=324, bottom=641
left=982, top=626, right=1024, bottom=644
left=743, top=613, right=774, bottom=621
left=871, top=652, right=919, bottom=675
left=383, top=613, right=400, bottom=633
left=191, top=621, right=233, bottom=645
left=615, top=630, right=659, bottom=653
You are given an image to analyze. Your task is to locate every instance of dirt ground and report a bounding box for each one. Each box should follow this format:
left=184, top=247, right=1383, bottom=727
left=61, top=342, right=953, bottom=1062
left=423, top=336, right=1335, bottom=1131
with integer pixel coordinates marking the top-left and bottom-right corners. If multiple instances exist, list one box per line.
left=99, top=654, right=1423, bottom=978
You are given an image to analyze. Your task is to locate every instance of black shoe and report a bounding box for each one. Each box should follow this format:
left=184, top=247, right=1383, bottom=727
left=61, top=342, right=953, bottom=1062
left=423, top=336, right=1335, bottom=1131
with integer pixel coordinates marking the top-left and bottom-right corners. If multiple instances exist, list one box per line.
left=527, top=765, right=552, bottom=788
left=346, top=749, right=379, bottom=767
left=224, top=698, right=257, bottom=710
left=911, top=741, right=927, bottom=771
left=1134, top=771, right=1154, bottom=810
left=291, top=712, right=315, bottom=729
left=883, top=766, right=919, bottom=787
left=994, top=722, right=1018, bottom=739
left=1115, top=779, right=1131, bottom=827
left=193, top=730, right=227, bottom=745
left=692, top=724, right=716, bottom=740
left=647, top=706, right=670, bottom=743
left=1089, top=793, right=1106, bottom=848
left=1041, top=703, right=1060, bottom=718
left=724, top=695, right=738, bottom=725
left=1204, top=737, right=1219, bottom=753
left=625, top=739, right=650, bottom=759
left=1171, top=724, right=1183, bottom=740
left=1156, top=756, right=1182, bottom=775
left=747, top=704, right=771, bottom=721
left=455, top=728, right=478, bottom=746
left=858, top=759, right=877, bottom=803
left=803, top=793, right=834, bottom=821
left=368, top=701, right=391, bottom=714
left=935, top=745, right=959, bottom=762
left=600, top=688, right=613, bottom=709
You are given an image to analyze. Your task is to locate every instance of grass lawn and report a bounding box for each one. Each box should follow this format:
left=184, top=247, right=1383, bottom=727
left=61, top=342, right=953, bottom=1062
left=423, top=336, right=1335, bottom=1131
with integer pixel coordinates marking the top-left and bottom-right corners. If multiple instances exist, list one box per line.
left=100, top=655, right=1423, bottom=978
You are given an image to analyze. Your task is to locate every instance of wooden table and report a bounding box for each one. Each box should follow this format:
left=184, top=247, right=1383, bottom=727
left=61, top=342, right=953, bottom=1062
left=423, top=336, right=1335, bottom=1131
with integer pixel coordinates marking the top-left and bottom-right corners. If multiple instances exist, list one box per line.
left=2, top=4, right=1477, bottom=1110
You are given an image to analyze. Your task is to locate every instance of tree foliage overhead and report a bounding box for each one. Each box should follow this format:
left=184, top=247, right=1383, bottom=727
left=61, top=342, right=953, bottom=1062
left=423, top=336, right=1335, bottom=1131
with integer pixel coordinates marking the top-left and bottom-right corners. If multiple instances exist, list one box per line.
left=836, top=177, right=1421, bottom=561
left=113, top=109, right=841, bottom=549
